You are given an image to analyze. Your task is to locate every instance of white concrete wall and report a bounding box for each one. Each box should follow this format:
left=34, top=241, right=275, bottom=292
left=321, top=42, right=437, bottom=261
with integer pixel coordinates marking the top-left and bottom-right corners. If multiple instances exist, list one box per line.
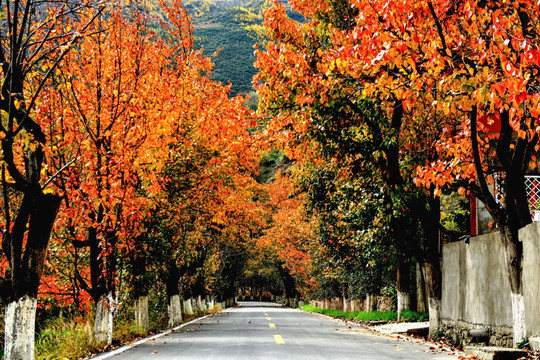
left=442, top=232, right=512, bottom=328
left=521, top=222, right=540, bottom=336
left=442, top=221, right=540, bottom=339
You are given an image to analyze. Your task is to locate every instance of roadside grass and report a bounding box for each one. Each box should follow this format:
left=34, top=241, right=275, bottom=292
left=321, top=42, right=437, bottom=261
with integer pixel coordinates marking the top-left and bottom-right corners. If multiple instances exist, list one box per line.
left=400, top=309, right=429, bottom=322
left=301, top=305, right=428, bottom=323
left=33, top=304, right=223, bottom=360
left=35, top=317, right=100, bottom=360
left=34, top=313, right=172, bottom=360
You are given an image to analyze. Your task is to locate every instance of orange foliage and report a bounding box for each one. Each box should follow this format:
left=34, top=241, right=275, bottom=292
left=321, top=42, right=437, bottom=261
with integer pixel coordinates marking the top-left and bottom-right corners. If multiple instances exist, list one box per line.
left=257, top=0, right=540, bottom=197
left=258, top=171, right=318, bottom=295
left=34, top=0, right=261, bottom=306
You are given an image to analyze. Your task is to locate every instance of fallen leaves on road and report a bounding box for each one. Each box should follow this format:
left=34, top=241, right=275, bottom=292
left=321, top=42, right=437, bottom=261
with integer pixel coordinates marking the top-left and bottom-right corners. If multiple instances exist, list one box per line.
left=458, top=355, right=478, bottom=360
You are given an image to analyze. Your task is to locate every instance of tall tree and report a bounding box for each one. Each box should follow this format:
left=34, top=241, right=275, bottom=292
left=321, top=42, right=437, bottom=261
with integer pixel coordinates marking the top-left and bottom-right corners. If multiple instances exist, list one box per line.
left=414, top=0, right=540, bottom=345
left=41, top=7, right=169, bottom=344
left=0, top=0, right=99, bottom=357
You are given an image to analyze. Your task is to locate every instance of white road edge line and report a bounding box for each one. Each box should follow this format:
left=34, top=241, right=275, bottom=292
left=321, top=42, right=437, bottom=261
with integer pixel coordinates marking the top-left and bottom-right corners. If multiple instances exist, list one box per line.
left=91, top=309, right=228, bottom=359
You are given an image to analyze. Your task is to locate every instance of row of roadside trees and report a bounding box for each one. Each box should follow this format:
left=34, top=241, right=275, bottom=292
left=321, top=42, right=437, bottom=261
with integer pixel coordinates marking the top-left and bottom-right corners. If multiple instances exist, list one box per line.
left=0, top=0, right=269, bottom=358
left=254, top=0, right=540, bottom=346
left=2, top=0, right=540, bottom=357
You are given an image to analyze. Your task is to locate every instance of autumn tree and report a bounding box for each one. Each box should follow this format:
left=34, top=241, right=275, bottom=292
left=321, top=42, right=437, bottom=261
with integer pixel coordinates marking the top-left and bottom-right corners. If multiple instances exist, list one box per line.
left=0, top=0, right=99, bottom=357
left=39, top=5, right=173, bottom=344
left=296, top=161, right=396, bottom=308
left=413, top=0, right=540, bottom=345
left=257, top=170, right=317, bottom=303
left=152, top=96, right=260, bottom=309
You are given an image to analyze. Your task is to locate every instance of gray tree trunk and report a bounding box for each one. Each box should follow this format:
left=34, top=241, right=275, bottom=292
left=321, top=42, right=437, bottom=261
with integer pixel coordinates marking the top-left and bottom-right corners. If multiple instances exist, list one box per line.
left=183, top=298, right=194, bottom=315
left=95, top=292, right=116, bottom=345
left=428, top=297, right=441, bottom=337
left=366, top=294, right=377, bottom=311
left=134, top=295, right=149, bottom=333
left=4, top=295, right=37, bottom=360
left=397, top=291, right=411, bottom=320
left=416, top=263, right=427, bottom=313
left=168, top=294, right=182, bottom=327
left=511, top=292, right=526, bottom=347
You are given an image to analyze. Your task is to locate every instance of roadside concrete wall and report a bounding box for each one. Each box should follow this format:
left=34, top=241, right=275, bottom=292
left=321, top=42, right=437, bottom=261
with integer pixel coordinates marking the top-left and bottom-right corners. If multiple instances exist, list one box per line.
left=441, top=221, right=540, bottom=346
left=521, top=221, right=540, bottom=336
left=442, top=231, right=512, bottom=327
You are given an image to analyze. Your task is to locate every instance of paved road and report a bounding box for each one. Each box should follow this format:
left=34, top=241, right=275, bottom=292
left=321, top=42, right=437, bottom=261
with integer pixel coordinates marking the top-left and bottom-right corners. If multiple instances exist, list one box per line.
left=95, top=301, right=461, bottom=359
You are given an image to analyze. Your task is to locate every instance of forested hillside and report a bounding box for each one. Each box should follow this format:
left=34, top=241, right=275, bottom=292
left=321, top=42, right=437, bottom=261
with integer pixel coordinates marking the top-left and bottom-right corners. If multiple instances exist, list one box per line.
left=187, top=0, right=302, bottom=95
left=187, top=0, right=264, bottom=95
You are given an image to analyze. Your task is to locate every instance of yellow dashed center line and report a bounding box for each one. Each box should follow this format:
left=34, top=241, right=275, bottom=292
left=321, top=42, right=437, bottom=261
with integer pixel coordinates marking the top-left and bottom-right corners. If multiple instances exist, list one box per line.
left=266, top=317, right=271, bottom=320
left=269, top=323, right=276, bottom=328
left=264, top=313, right=269, bottom=316
left=274, top=334, right=285, bottom=344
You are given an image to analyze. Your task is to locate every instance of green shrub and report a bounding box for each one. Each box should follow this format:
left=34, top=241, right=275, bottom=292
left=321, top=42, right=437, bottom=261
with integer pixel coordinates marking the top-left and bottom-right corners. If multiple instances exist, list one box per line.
left=400, top=309, right=429, bottom=322
left=301, top=305, right=429, bottom=323
left=301, top=305, right=397, bottom=322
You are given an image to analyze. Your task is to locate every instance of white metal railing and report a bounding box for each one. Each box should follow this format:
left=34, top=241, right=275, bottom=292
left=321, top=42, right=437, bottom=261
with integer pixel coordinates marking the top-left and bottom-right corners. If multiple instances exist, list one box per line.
left=525, top=175, right=540, bottom=210
left=493, top=174, right=540, bottom=221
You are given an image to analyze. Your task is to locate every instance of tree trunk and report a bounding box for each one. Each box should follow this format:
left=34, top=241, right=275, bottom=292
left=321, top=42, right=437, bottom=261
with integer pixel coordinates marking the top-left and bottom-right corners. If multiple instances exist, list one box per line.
left=183, top=298, right=194, bottom=315
left=168, top=294, right=182, bottom=327
left=469, top=107, right=531, bottom=346
left=197, top=295, right=205, bottom=312
left=511, top=292, right=526, bottom=347
left=277, top=262, right=298, bottom=302
left=397, top=291, right=410, bottom=320
left=423, top=259, right=442, bottom=337
left=366, top=293, right=377, bottom=311
left=134, top=295, right=149, bottom=333
left=418, top=193, right=442, bottom=337
left=397, top=254, right=411, bottom=320
left=4, top=295, right=37, bottom=360
left=132, top=235, right=150, bottom=333
left=500, top=225, right=526, bottom=346
left=1, top=192, right=61, bottom=359
left=416, top=263, right=427, bottom=313
left=95, top=292, right=116, bottom=345
left=342, top=285, right=348, bottom=312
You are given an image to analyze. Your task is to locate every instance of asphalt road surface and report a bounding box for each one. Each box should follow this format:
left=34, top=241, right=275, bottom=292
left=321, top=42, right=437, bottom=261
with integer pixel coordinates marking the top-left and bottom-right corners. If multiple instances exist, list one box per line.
left=94, top=301, right=461, bottom=360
